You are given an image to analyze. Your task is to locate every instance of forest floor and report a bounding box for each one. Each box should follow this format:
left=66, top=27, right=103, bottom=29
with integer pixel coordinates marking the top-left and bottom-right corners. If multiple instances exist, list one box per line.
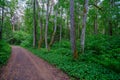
left=0, top=46, right=69, bottom=80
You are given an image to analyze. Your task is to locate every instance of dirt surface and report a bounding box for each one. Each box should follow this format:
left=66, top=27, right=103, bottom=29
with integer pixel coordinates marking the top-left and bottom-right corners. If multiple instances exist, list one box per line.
left=0, top=46, right=69, bottom=80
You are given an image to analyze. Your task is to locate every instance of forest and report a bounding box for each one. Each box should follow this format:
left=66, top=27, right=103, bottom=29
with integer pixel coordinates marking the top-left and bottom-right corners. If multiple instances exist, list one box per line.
left=0, top=0, right=120, bottom=80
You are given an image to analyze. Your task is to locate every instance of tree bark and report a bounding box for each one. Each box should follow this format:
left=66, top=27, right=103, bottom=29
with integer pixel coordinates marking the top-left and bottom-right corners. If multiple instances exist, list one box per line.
left=94, top=14, right=98, bottom=34
left=0, top=6, right=4, bottom=40
left=49, top=10, right=58, bottom=49
left=45, top=0, right=49, bottom=49
left=109, top=21, right=113, bottom=36
left=70, top=0, right=78, bottom=59
left=60, top=8, right=63, bottom=42
left=81, top=0, right=89, bottom=54
left=108, top=0, right=114, bottom=36
left=36, top=0, right=43, bottom=49
left=94, top=0, right=98, bottom=35
left=33, top=0, right=37, bottom=48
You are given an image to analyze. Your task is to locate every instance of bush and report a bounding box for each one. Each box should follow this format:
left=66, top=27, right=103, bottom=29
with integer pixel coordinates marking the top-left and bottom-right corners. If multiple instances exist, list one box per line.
left=86, top=35, right=110, bottom=55
left=20, top=36, right=33, bottom=47
left=0, top=40, right=11, bottom=67
left=53, top=40, right=71, bottom=49
left=8, top=31, right=30, bottom=45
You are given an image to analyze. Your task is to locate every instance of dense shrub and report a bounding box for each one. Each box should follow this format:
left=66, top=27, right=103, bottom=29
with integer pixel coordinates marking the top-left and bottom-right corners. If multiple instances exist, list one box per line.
left=53, top=40, right=71, bottom=49
left=8, top=31, right=30, bottom=45
left=85, top=35, right=110, bottom=55
left=85, top=35, right=120, bottom=73
left=20, top=36, right=33, bottom=47
left=0, top=40, right=11, bottom=67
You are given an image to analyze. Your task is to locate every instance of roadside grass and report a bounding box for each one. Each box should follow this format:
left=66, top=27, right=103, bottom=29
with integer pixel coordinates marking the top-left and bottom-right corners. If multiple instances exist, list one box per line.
left=28, top=47, right=120, bottom=80
left=27, top=35, right=120, bottom=80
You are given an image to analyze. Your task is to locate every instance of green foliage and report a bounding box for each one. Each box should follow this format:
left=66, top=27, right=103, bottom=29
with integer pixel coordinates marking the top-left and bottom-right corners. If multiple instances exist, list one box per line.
left=20, top=35, right=33, bottom=47
left=29, top=47, right=120, bottom=80
left=85, top=35, right=110, bottom=55
left=85, top=35, right=120, bottom=73
left=8, top=31, right=30, bottom=45
left=1, top=0, right=120, bottom=79
left=28, top=35, right=120, bottom=80
left=0, top=40, right=11, bottom=67
left=53, top=40, right=71, bottom=49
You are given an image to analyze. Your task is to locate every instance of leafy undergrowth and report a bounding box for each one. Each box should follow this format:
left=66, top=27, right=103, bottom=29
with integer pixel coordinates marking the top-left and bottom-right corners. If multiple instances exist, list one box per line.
left=0, top=40, right=11, bottom=68
left=28, top=35, right=120, bottom=80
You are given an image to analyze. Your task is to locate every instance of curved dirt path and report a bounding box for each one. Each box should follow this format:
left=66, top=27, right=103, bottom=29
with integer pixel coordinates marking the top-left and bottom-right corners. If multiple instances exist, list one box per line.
left=0, top=46, right=69, bottom=80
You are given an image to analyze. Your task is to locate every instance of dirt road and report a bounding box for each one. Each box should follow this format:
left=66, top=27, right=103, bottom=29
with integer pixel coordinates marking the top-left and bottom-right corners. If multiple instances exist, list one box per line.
left=0, top=46, right=69, bottom=80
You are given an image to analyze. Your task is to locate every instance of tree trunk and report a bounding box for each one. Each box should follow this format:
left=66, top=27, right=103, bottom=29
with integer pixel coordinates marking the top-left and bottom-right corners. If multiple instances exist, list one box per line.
left=0, top=6, right=4, bottom=40
left=108, top=0, right=114, bottom=36
left=94, top=0, right=98, bottom=35
left=70, top=0, right=78, bottom=59
left=109, top=21, right=113, bottom=36
left=12, top=25, right=15, bottom=32
left=60, top=8, right=63, bottom=42
left=66, top=14, right=70, bottom=40
left=33, top=0, right=37, bottom=48
left=81, top=0, right=89, bottom=54
left=94, top=14, right=98, bottom=34
left=36, top=0, right=43, bottom=49
left=49, top=10, right=58, bottom=49
left=45, top=0, right=49, bottom=49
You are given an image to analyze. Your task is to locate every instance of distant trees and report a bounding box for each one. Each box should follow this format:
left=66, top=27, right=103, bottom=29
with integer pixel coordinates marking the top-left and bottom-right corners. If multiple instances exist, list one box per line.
left=29, top=0, right=119, bottom=56
left=2, top=0, right=119, bottom=58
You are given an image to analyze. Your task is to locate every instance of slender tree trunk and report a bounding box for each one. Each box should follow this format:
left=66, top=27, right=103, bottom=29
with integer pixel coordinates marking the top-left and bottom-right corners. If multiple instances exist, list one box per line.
left=49, top=10, right=58, bottom=49
left=66, top=14, right=70, bottom=40
left=94, top=0, right=98, bottom=35
left=36, top=0, right=43, bottom=49
left=0, top=6, right=4, bottom=39
left=81, top=0, right=89, bottom=53
left=94, top=14, right=98, bottom=34
left=33, top=0, right=37, bottom=48
left=108, top=0, right=114, bottom=36
left=77, top=23, right=79, bottom=39
left=109, top=21, right=113, bottom=36
left=64, top=14, right=68, bottom=39
left=60, top=8, right=63, bottom=42
left=45, top=0, right=49, bottom=49
left=70, top=0, right=78, bottom=59
left=12, top=25, right=15, bottom=32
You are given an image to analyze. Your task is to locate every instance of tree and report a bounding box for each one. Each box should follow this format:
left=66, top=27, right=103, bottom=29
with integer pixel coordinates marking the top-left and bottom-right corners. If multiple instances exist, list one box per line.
left=45, top=0, right=49, bottom=49
left=59, top=8, right=63, bottom=42
left=70, top=0, right=78, bottom=59
left=36, top=0, right=43, bottom=49
left=49, top=9, right=58, bottom=49
left=94, top=0, right=98, bottom=34
left=33, top=0, right=37, bottom=47
left=81, top=0, right=89, bottom=53
left=0, top=6, right=4, bottom=39
left=0, top=0, right=5, bottom=39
